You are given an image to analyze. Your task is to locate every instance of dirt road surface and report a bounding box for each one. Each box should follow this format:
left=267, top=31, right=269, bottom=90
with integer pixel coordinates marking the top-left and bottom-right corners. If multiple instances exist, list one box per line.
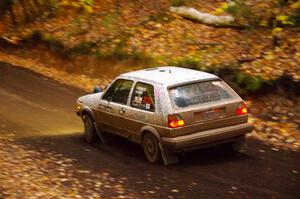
left=0, top=62, right=299, bottom=199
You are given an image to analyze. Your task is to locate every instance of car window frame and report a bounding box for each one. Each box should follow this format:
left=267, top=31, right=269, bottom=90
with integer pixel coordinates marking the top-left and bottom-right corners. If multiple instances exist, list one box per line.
left=101, top=78, right=134, bottom=105
left=130, top=81, right=156, bottom=112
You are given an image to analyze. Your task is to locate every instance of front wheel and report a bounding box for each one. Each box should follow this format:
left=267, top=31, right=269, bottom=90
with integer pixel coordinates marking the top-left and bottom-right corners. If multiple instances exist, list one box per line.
left=83, top=114, right=97, bottom=144
left=142, top=132, right=162, bottom=163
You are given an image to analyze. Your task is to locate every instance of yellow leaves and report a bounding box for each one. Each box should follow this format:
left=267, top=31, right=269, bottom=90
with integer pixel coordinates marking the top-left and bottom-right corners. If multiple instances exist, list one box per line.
left=70, top=2, right=81, bottom=8
left=272, top=27, right=283, bottom=36
left=279, top=127, right=288, bottom=136
left=81, top=0, right=94, bottom=13
left=41, top=33, right=52, bottom=41
left=213, top=3, right=229, bottom=14
left=259, top=20, right=268, bottom=27
left=256, top=2, right=269, bottom=9
left=221, top=3, right=229, bottom=10
left=276, top=15, right=289, bottom=22
left=264, top=51, right=275, bottom=60
left=83, top=5, right=94, bottom=13
left=276, top=15, right=294, bottom=25
left=113, top=39, right=121, bottom=44
left=290, top=1, right=300, bottom=9
left=213, top=8, right=223, bottom=14
left=276, top=15, right=293, bottom=25
left=61, top=0, right=70, bottom=6
left=61, top=0, right=94, bottom=13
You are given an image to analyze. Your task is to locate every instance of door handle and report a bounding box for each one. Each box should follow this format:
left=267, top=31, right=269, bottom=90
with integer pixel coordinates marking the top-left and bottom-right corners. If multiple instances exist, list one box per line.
left=119, top=108, right=126, bottom=114
left=99, top=104, right=112, bottom=111
left=105, top=106, right=112, bottom=112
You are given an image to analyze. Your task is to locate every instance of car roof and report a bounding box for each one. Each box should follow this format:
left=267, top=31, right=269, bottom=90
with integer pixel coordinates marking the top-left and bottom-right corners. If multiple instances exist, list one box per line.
left=119, top=66, right=219, bottom=87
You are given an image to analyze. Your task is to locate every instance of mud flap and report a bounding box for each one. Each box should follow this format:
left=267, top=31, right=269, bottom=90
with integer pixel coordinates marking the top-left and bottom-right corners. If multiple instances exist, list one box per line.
left=159, top=142, right=179, bottom=165
left=232, top=137, right=247, bottom=153
left=93, top=121, right=106, bottom=144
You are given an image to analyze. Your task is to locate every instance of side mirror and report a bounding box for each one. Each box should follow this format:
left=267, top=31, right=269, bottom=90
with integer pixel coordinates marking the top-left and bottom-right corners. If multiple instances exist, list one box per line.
left=93, top=86, right=102, bottom=93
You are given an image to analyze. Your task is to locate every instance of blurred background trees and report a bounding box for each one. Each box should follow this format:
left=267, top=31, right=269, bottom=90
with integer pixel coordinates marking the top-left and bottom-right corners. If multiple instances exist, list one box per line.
left=1, top=0, right=299, bottom=27
left=0, top=0, right=55, bottom=25
left=0, top=0, right=299, bottom=90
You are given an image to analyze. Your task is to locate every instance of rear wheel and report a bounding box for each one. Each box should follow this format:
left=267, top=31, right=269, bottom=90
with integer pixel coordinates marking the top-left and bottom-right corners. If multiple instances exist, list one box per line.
left=142, top=132, right=162, bottom=163
left=83, top=114, right=97, bottom=143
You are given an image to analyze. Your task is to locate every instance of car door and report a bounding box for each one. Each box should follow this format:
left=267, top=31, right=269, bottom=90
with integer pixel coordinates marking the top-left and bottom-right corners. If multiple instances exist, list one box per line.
left=125, top=82, right=158, bottom=142
left=95, top=79, right=134, bottom=137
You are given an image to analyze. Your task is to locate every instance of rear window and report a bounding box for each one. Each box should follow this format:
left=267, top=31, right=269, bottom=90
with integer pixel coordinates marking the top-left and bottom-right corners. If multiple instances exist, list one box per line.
left=169, top=80, right=233, bottom=109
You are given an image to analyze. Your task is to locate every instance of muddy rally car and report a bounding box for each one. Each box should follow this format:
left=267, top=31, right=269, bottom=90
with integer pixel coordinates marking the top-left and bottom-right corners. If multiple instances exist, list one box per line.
left=76, top=66, right=253, bottom=164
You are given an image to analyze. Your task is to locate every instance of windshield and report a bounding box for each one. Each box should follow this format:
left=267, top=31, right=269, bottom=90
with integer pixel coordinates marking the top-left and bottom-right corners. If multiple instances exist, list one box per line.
left=169, top=80, right=233, bottom=109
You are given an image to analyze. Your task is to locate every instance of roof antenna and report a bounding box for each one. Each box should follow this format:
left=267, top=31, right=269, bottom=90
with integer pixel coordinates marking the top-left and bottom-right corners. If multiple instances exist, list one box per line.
left=169, top=68, right=171, bottom=73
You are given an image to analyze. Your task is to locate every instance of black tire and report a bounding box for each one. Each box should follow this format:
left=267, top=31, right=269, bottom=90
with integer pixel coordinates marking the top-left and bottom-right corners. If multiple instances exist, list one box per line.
left=83, top=114, right=97, bottom=144
left=142, top=132, right=162, bottom=163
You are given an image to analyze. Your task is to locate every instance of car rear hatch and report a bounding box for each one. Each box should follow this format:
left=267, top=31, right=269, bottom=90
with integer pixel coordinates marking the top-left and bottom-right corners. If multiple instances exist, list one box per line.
left=167, top=80, right=248, bottom=137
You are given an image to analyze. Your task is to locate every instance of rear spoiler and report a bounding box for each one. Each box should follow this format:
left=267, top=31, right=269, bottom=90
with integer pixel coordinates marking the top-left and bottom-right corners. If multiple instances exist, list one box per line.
left=167, top=77, right=221, bottom=90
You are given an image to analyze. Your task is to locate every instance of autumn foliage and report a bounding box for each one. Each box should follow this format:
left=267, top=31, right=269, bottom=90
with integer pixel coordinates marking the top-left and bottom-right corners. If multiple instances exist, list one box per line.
left=0, top=0, right=299, bottom=89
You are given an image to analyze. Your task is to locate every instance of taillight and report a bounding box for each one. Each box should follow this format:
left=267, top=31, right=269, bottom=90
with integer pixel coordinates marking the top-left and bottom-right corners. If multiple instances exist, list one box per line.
left=168, top=114, right=185, bottom=128
left=236, top=102, right=248, bottom=116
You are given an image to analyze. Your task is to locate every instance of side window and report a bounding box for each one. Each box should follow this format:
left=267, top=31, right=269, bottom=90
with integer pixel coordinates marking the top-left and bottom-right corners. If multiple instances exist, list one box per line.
left=102, top=79, right=122, bottom=101
left=131, top=82, right=155, bottom=112
left=102, top=79, right=133, bottom=105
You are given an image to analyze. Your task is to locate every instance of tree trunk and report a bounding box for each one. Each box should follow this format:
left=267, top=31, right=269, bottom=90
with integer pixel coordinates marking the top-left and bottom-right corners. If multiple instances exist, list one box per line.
left=43, top=0, right=52, bottom=12
left=9, top=4, right=16, bottom=24
left=32, top=0, right=41, bottom=6
left=18, top=0, right=31, bottom=22
left=155, top=0, right=162, bottom=13
left=32, top=0, right=42, bottom=14
left=0, top=0, right=15, bottom=23
left=114, top=0, right=121, bottom=14
left=169, top=6, right=235, bottom=26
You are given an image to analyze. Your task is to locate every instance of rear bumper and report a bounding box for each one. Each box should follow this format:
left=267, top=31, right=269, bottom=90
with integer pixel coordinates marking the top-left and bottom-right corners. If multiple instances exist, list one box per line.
left=161, top=123, right=253, bottom=151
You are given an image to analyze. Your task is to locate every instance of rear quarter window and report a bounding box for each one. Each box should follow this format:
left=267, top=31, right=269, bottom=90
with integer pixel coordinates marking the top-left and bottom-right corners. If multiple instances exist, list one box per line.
left=130, top=82, right=155, bottom=112
left=169, top=80, right=234, bottom=109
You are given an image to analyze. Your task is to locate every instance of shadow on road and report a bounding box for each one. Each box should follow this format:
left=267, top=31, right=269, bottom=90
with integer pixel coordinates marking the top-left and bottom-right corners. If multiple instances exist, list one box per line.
left=11, top=132, right=300, bottom=199
left=16, top=131, right=253, bottom=168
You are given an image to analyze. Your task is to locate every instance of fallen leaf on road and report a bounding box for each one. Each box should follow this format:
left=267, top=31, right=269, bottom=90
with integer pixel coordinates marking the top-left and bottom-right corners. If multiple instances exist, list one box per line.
left=271, top=148, right=279, bottom=151
left=77, top=170, right=90, bottom=174
left=291, top=170, right=298, bottom=174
